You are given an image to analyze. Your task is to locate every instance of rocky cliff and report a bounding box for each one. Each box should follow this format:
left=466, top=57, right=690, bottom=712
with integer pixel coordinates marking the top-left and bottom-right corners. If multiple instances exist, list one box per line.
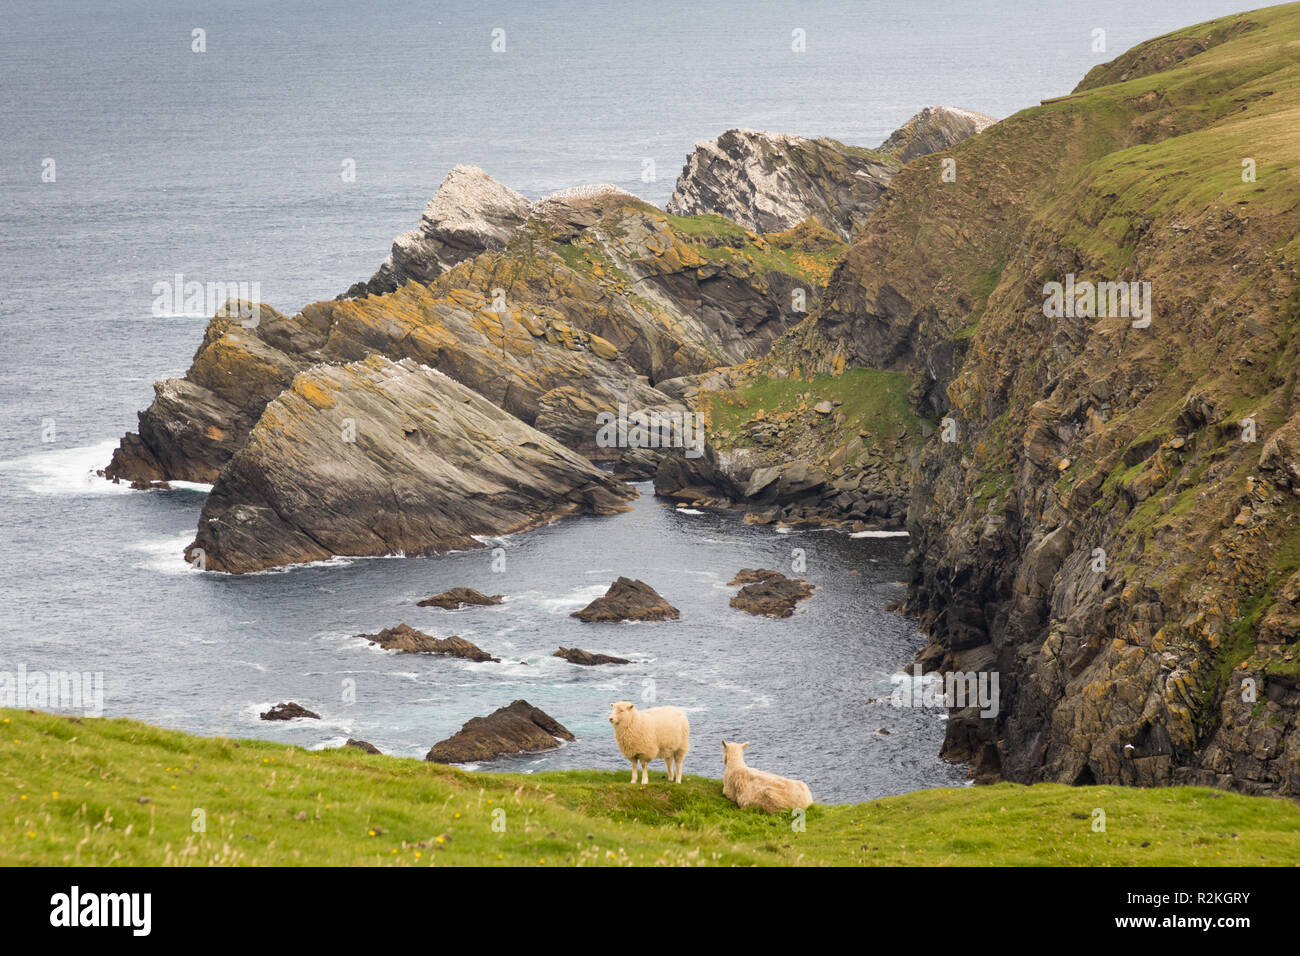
left=793, top=6, right=1300, bottom=794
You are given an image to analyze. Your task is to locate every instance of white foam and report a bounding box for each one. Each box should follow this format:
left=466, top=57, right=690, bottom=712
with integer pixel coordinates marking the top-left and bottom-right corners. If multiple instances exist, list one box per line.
left=675, top=507, right=704, bottom=515
left=130, top=533, right=203, bottom=575
left=849, top=530, right=910, bottom=539
left=0, top=440, right=129, bottom=496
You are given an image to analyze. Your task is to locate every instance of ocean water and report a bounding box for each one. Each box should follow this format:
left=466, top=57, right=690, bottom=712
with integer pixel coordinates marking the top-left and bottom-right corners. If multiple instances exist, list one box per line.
left=0, top=0, right=1261, bottom=802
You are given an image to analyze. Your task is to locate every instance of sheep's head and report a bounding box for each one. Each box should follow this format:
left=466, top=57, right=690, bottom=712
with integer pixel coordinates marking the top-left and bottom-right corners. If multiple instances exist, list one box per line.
left=608, top=701, right=636, bottom=728
left=721, top=739, right=750, bottom=767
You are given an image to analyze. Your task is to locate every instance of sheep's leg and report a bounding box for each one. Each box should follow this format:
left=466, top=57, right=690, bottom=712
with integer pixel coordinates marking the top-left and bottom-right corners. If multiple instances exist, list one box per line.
left=630, top=759, right=639, bottom=784
left=664, top=755, right=675, bottom=781
left=640, top=760, right=649, bottom=785
left=675, top=753, right=685, bottom=783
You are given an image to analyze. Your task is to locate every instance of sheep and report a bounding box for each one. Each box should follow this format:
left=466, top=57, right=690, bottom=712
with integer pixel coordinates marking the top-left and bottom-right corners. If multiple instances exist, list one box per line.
left=608, top=701, right=689, bottom=784
left=721, top=740, right=813, bottom=812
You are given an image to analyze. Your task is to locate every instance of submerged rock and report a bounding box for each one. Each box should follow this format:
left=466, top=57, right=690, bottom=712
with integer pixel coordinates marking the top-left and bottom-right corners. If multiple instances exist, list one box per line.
left=554, top=646, right=631, bottom=666
left=571, top=577, right=680, bottom=622
left=425, top=700, right=574, bottom=764
left=417, top=587, right=504, bottom=609
left=358, top=624, right=499, bottom=662
left=260, top=702, right=320, bottom=721
left=729, top=572, right=815, bottom=618
left=185, top=355, right=634, bottom=573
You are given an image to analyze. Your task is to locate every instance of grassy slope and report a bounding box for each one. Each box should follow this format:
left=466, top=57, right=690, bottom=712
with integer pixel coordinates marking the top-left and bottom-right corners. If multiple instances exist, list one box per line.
left=2, top=709, right=1298, bottom=866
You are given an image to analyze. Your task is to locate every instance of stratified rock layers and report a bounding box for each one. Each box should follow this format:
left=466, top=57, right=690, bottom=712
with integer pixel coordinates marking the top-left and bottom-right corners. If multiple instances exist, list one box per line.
left=186, top=356, right=633, bottom=573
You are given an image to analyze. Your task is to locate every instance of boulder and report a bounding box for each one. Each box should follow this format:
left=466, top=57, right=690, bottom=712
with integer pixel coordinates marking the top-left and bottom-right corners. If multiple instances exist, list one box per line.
left=260, top=702, right=320, bottom=721
left=553, top=647, right=631, bottom=666
left=571, top=577, right=680, bottom=622
left=730, top=572, right=815, bottom=618
left=417, top=587, right=504, bottom=609
left=344, top=739, right=381, bottom=754
left=357, top=624, right=499, bottom=662
left=425, top=700, right=574, bottom=764
left=728, top=568, right=783, bottom=585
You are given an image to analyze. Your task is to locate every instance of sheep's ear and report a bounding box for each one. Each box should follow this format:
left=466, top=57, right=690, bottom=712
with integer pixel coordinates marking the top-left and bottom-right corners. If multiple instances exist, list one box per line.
left=741, top=742, right=750, bottom=749
left=721, top=738, right=727, bottom=747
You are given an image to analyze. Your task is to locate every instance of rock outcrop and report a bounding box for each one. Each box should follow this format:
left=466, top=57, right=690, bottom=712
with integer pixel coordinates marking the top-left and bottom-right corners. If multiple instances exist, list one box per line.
left=877, top=106, right=997, bottom=164
left=345, top=165, right=532, bottom=297
left=666, top=108, right=995, bottom=241
left=667, top=130, right=897, bottom=240
left=185, top=356, right=634, bottom=573
left=260, top=702, right=319, bottom=721
left=417, top=587, right=504, bottom=609
left=729, top=571, right=815, bottom=618
left=358, top=624, right=499, bottom=662
left=570, top=577, right=680, bottom=622
left=554, top=646, right=631, bottom=666
left=344, top=738, right=381, bottom=754
left=425, top=700, right=574, bottom=763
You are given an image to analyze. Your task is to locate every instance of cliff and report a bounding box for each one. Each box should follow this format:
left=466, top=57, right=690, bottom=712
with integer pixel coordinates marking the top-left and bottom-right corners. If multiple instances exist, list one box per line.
left=796, top=5, right=1300, bottom=794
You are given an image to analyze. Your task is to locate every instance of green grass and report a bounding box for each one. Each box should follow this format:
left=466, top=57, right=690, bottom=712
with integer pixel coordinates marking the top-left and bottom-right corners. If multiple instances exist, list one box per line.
left=3, top=708, right=1299, bottom=866
left=703, top=368, right=928, bottom=447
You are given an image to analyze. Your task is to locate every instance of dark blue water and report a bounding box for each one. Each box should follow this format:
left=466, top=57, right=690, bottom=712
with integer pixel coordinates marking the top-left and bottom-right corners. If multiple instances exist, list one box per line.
left=0, top=0, right=1261, bottom=802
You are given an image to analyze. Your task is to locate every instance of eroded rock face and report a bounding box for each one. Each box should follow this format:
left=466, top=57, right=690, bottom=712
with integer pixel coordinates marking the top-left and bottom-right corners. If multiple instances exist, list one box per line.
left=797, top=10, right=1300, bottom=796
left=417, top=587, right=504, bottom=609
left=570, top=577, right=680, bottom=622
left=553, top=647, right=631, bottom=666
left=668, top=130, right=898, bottom=240
left=185, top=356, right=634, bottom=573
left=666, top=110, right=995, bottom=241
left=346, top=165, right=532, bottom=296
left=877, top=106, right=998, bottom=164
left=729, top=572, right=815, bottom=618
left=424, top=700, right=574, bottom=763
left=358, top=624, right=499, bottom=662
left=260, top=702, right=319, bottom=721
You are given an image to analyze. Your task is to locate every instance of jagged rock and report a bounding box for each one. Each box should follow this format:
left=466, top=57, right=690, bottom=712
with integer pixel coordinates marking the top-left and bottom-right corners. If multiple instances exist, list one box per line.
left=260, top=702, right=319, bottom=721
left=877, top=106, right=998, bottom=163
left=417, top=587, right=504, bottom=609
left=424, top=700, right=574, bottom=764
left=571, top=577, right=680, bottom=622
left=667, top=110, right=994, bottom=241
left=358, top=624, right=499, bottom=662
left=729, top=572, right=815, bottom=618
left=347, top=165, right=532, bottom=296
left=553, top=647, right=631, bottom=666
left=668, top=129, right=898, bottom=240
left=345, top=739, right=381, bottom=754
left=185, top=356, right=634, bottom=573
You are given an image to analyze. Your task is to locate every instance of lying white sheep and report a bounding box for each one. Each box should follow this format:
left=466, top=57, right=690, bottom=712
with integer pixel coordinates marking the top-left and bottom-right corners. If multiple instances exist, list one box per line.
left=608, top=701, right=689, bottom=784
left=721, top=740, right=813, bottom=812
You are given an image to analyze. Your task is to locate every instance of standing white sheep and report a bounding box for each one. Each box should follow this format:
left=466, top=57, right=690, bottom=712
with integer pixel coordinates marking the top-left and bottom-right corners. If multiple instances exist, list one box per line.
left=721, top=740, right=813, bottom=812
left=608, top=701, right=689, bottom=784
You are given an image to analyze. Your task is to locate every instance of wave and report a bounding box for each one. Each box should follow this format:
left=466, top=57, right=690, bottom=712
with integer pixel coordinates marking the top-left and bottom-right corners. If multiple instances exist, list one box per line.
left=0, top=440, right=128, bottom=496
left=849, top=530, right=910, bottom=538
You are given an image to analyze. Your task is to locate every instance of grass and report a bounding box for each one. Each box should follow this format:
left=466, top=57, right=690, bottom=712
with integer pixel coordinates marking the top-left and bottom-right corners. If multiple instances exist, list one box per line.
left=2, top=708, right=1299, bottom=866
left=702, top=368, right=928, bottom=449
